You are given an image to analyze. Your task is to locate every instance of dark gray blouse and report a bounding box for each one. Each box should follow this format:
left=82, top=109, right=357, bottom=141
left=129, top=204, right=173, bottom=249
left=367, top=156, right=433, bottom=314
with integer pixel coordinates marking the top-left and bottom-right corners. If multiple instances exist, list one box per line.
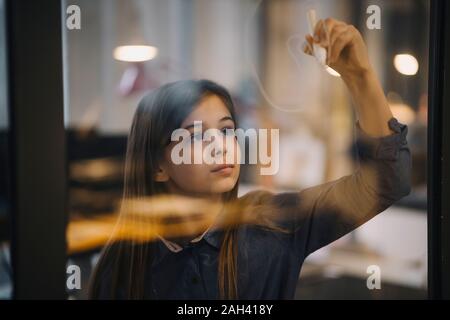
left=92, top=117, right=411, bottom=299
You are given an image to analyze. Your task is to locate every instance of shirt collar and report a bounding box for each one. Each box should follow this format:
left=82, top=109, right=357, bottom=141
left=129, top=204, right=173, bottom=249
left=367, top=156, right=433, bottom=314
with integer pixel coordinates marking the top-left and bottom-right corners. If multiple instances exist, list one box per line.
left=157, top=227, right=223, bottom=252
left=156, top=205, right=229, bottom=252
left=202, top=228, right=224, bottom=250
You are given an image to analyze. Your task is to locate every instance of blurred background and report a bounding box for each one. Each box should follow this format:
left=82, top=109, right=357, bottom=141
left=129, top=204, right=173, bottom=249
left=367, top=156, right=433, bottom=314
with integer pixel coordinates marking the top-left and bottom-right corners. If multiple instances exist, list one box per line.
left=0, top=0, right=429, bottom=299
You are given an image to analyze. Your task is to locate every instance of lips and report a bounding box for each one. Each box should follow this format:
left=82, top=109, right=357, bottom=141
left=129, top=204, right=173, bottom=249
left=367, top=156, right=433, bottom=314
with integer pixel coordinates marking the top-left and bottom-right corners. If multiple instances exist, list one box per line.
left=211, top=164, right=235, bottom=173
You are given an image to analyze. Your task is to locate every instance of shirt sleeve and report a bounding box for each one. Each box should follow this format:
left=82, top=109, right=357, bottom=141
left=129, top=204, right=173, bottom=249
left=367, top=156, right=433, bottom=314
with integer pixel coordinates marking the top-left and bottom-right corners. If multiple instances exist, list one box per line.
left=268, top=117, right=411, bottom=259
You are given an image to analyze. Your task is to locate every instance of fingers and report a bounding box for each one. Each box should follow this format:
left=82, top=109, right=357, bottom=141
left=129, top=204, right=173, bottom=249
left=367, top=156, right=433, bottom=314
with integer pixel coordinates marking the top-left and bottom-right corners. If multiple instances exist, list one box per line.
left=302, top=42, right=312, bottom=56
left=313, top=19, right=326, bottom=45
left=314, top=18, right=346, bottom=47
left=328, top=29, right=353, bottom=64
left=306, top=34, right=314, bottom=47
left=328, top=25, right=349, bottom=63
left=307, top=17, right=357, bottom=64
left=311, top=17, right=358, bottom=65
left=329, top=24, right=348, bottom=50
left=302, top=34, right=314, bottom=56
left=329, top=23, right=359, bottom=64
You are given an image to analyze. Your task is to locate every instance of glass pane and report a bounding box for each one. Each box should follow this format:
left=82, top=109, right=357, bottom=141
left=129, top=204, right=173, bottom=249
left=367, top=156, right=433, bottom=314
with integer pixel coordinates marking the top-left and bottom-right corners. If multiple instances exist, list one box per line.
left=62, top=0, right=428, bottom=299
left=0, top=0, right=12, bottom=300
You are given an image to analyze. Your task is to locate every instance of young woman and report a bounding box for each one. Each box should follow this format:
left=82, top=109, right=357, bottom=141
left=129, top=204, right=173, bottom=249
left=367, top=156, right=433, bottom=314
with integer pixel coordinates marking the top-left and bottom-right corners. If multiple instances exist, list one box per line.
left=89, top=18, right=411, bottom=299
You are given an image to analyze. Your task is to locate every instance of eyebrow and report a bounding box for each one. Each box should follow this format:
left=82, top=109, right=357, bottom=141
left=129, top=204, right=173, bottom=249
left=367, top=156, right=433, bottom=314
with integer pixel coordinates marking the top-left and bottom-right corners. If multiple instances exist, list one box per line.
left=182, top=116, right=235, bottom=130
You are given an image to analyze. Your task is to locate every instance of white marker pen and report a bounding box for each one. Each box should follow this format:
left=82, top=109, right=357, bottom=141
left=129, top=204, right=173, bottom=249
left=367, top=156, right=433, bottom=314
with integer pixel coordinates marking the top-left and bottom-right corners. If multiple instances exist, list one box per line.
left=307, top=9, right=327, bottom=67
left=306, top=9, right=340, bottom=77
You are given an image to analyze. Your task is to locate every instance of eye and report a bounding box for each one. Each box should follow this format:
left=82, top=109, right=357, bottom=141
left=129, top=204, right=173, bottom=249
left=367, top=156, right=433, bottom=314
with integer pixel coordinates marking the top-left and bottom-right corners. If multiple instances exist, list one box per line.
left=190, top=132, right=203, bottom=141
left=221, top=127, right=236, bottom=137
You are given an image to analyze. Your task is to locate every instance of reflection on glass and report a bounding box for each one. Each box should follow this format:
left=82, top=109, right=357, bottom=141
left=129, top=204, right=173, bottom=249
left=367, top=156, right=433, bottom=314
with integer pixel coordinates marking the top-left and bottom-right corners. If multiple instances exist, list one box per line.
left=0, top=0, right=12, bottom=300
left=62, top=0, right=428, bottom=300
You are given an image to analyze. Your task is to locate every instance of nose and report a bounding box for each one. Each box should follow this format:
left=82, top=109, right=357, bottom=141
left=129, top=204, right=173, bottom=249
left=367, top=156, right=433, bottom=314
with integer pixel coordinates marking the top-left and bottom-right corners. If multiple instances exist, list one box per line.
left=207, top=130, right=227, bottom=158
left=211, top=130, right=227, bottom=157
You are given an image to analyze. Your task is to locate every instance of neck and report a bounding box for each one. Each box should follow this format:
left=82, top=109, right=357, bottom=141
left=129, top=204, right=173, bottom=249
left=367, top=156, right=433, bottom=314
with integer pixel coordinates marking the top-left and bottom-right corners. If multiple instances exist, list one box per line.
left=163, top=184, right=226, bottom=240
left=166, top=181, right=225, bottom=203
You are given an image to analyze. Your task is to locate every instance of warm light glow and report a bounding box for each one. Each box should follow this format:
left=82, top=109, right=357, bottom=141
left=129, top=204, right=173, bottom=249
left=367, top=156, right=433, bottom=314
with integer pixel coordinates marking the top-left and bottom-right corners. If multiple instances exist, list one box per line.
left=113, top=45, right=158, bottom=62
left=394, top=54, right=419, bottom=76
left=387, top=91, right=416, bottom=125
left=390, top=102, right=415, bottom=125
left=326, top=66, right=341, bottom=77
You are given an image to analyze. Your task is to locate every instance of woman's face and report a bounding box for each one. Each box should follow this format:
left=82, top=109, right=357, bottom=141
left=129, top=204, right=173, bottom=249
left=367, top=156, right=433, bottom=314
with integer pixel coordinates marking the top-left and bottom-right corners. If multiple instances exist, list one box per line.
left=157, top=94, right=240, bottom=197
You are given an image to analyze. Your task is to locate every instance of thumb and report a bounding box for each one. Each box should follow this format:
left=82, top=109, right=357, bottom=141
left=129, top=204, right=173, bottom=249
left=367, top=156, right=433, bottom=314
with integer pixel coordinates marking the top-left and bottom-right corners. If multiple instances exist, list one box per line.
left=302, top=39, right=313, bottom=56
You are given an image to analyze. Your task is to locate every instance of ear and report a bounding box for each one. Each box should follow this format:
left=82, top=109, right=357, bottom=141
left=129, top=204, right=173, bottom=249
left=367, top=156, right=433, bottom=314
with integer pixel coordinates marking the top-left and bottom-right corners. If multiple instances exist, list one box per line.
left=154, top=166, right=169, bottom=182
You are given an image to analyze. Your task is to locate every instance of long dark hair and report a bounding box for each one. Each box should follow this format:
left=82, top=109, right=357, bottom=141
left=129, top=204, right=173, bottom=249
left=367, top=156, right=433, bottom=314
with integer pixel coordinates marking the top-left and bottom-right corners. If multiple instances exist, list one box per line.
left=88, top=79, right=241, bottom=299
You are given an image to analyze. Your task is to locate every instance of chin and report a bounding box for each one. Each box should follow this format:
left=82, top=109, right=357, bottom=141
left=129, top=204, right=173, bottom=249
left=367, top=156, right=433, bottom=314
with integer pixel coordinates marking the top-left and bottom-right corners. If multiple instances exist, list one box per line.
left=210, top=177, right=238, bottom=193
